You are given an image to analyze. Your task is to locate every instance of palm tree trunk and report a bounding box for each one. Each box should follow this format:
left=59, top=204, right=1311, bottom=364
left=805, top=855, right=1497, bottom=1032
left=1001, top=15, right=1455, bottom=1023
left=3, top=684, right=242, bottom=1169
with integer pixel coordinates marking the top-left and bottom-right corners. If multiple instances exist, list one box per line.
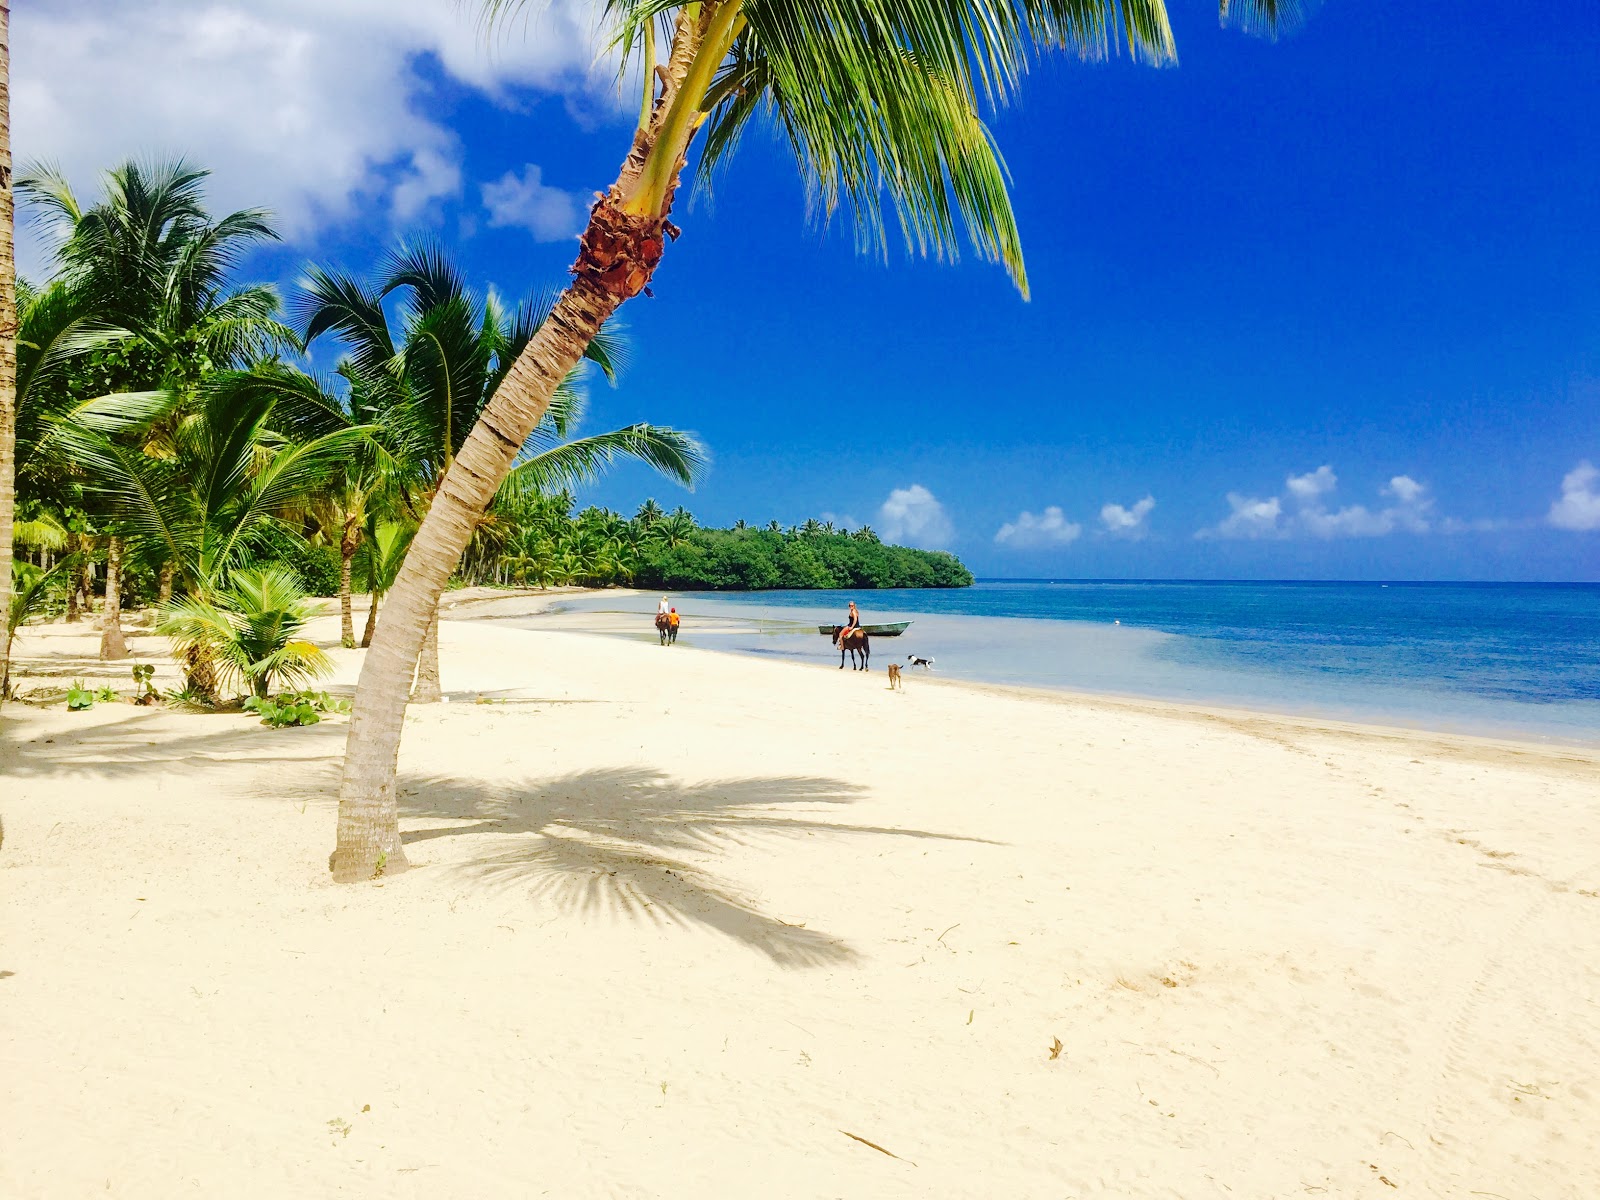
left=339, top=516, right=359, bottom=648
left=361, top=586, right=379, bottom=648
left=158, top=561, right=174, bottom=604
left=327, top=10, right=712, bottom=882
left=66, top=569, right=83, bottom=621
left=410, top=608, right=441, bottom=703
left=99, top=535, right=129, bottom=660
left=330, top=277, right=626, bottom=880
left=0, top=2, right=16, bottom=711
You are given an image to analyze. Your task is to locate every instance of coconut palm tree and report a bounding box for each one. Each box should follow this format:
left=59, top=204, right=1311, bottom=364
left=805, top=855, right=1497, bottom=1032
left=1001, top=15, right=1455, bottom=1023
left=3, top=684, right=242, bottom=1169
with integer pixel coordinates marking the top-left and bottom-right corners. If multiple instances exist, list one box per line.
left=0, top=0, right=17, bottom=704
left=352, top=520, right=415, bottom=648
left=62, top=376, right=364, bottom=694
left=159, top=566, right=333, bottom=700
left=329, top=0, right=1296, bottom=880
left=298, top=243, right=704, bottom=700
left=17, top=158, right=291, bottom=657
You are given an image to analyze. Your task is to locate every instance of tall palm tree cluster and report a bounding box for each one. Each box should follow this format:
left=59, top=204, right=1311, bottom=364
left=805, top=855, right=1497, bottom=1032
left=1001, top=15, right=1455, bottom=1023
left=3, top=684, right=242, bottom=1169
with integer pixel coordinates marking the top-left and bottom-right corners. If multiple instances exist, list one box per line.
left=3, top=159, right=702, bottom=700
left=459, top=494, right=700, bottom=589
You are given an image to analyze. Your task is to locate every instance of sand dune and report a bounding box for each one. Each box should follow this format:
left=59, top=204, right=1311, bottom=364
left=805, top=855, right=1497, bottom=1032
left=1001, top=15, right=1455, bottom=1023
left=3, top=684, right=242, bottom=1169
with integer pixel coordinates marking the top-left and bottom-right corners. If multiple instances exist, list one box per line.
left=2, top=606, right=1597, bottom=1197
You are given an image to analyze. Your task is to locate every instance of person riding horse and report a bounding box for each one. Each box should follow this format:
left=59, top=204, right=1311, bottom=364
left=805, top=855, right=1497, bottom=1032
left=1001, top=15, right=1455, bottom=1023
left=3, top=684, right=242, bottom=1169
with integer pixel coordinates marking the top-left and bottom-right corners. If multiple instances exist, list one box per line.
left=841, top=601, right=861, bottom=639
left=834, top=601, right=870, bottom=669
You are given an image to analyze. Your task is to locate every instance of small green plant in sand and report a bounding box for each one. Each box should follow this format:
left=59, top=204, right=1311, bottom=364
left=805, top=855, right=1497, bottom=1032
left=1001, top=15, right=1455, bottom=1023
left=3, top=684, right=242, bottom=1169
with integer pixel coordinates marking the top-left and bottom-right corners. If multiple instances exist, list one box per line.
left=130, top=664, right=161, bottom=706
left=93, top=685, right=118, bottom=704
left=164, top=684, right=217, bottom=712
left=65, top=679, right=95, bottom=711
left=243, top=689, right=350, bottom=729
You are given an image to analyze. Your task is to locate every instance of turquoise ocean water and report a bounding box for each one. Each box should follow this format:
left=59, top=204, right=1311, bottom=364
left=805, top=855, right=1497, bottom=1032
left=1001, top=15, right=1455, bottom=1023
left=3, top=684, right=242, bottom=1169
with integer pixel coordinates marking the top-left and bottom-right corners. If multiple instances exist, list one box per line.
left=531, top=581, right=1600, bottom=744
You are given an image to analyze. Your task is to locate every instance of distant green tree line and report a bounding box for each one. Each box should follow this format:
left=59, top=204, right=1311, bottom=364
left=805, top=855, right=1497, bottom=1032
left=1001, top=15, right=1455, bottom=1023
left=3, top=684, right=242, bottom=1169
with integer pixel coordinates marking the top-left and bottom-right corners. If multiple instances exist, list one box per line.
left=455, top=497, right=972, bottom=591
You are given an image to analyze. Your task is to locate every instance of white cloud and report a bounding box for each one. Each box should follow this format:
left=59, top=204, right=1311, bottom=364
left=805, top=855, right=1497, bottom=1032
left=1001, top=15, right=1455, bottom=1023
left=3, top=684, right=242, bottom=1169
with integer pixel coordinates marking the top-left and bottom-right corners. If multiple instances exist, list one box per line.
left=1385, top=474, right=1426, bottom=505
left=878, top=485, right=954, bottom=550
left=1286, top=465, right=1337, bottom=501
left=1201, top=493, right=1285, bottom=540
left=1548, top=461, right=1600, bottom=532
left=12, top=0, right=618, bottom=268
left=995, top=506, right=1082, bottom=548
left=1100, top=495, right=1155, bottom=537
left=482, top=164, right=587, bottom=242
left=1199, top=468, right=1434, bottom=540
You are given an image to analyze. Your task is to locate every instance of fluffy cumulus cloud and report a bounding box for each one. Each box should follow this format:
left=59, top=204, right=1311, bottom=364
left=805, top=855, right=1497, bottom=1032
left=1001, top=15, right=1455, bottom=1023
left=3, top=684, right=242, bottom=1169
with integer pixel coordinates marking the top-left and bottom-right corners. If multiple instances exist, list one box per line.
left=877, top=485, right=954, bottom=550
left=995, top=506, right=1082, bottom=548
left=1286, top=465, right=1337, bottom=502
left=1548, top=461, right=1600, bottom=532
left=12, top=0, right=617, bottom=264
left=482, top=164, right=587, bottom=242
left=1205, top=493, right=1285, bottom=540
left=1200, top=467, right=1434, bottom=540
left=1100, top=495, right=1155, bottom=537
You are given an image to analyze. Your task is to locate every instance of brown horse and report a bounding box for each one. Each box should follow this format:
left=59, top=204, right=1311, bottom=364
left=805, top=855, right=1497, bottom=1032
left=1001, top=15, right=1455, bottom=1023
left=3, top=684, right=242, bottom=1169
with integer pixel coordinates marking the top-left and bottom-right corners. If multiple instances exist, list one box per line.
left=655, top=612, right=671, bottom=645
left=833, top=627, right=870, bottom=671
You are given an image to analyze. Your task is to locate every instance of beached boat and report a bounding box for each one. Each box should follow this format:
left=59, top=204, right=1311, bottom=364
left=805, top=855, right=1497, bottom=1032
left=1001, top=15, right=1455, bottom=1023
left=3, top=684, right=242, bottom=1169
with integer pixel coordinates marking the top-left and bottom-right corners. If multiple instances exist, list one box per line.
left=817, top=621, right=913, bottom=638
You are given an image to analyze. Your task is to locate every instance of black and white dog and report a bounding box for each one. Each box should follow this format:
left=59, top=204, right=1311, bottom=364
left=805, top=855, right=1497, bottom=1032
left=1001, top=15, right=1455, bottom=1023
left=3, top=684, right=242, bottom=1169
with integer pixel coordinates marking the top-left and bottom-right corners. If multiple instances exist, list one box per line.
left=906, top=654, right=935, bottom=670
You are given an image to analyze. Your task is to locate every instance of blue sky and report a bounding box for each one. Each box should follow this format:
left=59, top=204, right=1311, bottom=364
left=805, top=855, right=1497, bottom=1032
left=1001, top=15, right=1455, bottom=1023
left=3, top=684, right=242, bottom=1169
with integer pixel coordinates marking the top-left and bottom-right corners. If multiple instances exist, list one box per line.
left=17, top=2, right=1600, bottom=580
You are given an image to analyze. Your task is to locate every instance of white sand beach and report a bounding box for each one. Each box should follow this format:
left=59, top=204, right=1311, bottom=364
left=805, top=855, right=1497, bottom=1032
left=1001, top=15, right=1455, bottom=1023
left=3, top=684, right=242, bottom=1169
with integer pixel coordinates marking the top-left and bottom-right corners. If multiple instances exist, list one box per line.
left=2, top=596, right=1598, bottom=1198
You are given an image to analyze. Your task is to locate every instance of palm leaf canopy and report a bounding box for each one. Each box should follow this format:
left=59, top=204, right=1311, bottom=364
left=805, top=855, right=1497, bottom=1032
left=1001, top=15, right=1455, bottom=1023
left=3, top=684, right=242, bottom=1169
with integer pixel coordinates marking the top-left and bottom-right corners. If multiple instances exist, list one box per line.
left=58, top=370, right=370, bottom=591
left=16, top=158, right=289, bottom=373
left=488, top=1, right=1298, bottom=296
left=297, top=241, right=664, bottom=499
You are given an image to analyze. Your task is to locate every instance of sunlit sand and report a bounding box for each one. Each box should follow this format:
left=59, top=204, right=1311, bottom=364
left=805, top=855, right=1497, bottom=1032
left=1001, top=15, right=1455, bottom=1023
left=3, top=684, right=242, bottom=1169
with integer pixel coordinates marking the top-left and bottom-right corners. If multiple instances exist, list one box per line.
left=3, top=598, right=1597, bottom=1197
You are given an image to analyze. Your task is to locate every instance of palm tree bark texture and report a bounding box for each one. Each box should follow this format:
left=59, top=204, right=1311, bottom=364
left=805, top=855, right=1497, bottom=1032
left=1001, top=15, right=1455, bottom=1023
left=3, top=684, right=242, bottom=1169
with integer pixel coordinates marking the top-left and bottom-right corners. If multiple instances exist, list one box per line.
left=339, top=515, right=360, bottom=649
left=0, top=2, right=16, bottom=709
left=99, top=535, right=128, bottom=660
left=329, top=9, right=712, bottom=880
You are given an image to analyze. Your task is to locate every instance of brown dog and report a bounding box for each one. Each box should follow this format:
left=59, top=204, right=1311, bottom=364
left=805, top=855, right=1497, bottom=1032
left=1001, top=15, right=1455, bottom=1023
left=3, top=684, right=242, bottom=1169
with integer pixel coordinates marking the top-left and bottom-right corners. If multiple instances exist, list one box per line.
left=886, top=663, right=902, bottom=690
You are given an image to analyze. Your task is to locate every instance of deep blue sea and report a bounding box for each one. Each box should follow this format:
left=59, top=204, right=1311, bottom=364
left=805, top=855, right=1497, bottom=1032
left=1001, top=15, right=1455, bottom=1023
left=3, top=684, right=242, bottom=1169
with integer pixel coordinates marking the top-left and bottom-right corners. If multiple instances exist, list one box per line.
left=538, top=581, right=1600, bottom=743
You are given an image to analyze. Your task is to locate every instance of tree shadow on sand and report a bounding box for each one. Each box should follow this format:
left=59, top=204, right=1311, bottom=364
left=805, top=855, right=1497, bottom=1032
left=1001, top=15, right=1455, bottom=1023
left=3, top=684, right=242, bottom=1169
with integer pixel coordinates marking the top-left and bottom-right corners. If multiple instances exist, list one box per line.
left=399, top=766, right=996, bottom=970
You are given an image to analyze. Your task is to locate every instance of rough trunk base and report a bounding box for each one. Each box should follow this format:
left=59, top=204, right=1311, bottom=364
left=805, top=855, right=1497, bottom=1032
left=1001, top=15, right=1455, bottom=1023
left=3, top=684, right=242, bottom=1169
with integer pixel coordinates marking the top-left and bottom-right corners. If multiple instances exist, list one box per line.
left=99, top=622, right=129, bottom=661
left=328, top=821, right=410, bottom=883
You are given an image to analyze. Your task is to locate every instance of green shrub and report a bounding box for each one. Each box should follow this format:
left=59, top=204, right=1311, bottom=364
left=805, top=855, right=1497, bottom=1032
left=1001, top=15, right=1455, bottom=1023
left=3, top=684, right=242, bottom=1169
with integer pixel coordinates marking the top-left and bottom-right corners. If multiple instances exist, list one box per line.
left=66, top=679, right=95, bottom=710
left=243, top=689, right=350, bottom=728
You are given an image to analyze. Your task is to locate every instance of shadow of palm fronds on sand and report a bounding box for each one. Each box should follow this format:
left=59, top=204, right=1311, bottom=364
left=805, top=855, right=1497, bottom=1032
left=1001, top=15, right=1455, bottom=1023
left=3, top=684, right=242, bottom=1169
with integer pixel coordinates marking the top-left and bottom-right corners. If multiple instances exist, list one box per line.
left=400, top=766, right=995, bottom=969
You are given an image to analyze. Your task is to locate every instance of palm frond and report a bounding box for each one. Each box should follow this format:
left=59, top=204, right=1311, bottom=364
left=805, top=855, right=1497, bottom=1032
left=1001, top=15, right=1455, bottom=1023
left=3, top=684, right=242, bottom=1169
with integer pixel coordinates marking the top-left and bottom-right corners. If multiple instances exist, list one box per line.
left=499, top=423, right=706, bottom=502
left=295, top=264, right=396, bottom=377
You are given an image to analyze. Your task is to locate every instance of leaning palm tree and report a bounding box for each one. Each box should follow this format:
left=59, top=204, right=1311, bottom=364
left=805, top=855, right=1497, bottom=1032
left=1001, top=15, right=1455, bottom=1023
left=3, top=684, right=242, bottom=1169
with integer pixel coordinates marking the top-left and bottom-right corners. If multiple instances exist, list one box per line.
left=329, top=0, right=1297, bottom=881
left=297, top=243, right=703, bottom=701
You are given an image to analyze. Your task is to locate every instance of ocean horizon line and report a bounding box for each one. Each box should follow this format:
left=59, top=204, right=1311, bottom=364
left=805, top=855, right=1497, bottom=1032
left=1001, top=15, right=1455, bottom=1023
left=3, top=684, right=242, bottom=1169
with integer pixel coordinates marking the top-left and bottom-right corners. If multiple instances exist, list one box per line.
left=970, top=577, right=1600, bottom=588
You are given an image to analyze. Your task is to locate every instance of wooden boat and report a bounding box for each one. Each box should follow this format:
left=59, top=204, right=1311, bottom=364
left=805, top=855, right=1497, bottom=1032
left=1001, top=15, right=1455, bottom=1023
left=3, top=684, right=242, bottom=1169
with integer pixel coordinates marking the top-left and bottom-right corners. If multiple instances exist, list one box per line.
left=817, top=620, right=913, bottom=638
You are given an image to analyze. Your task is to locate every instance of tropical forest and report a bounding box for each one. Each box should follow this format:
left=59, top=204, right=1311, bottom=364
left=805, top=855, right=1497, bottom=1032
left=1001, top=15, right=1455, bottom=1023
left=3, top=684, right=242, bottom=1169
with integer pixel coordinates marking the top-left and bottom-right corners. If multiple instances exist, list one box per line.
left=6, top=159, right=969, bottom=701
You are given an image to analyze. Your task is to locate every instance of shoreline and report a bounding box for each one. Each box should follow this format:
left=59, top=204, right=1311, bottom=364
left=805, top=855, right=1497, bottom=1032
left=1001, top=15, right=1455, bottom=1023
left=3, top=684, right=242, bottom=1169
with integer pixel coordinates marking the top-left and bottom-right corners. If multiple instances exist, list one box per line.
left=441, top=590, right=1600, bottom=757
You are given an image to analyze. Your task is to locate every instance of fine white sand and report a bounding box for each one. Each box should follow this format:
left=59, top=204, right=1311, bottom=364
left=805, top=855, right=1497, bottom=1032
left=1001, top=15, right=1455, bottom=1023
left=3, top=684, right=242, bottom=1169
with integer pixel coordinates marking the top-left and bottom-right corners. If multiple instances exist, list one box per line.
left=2, top=600, right=1598, bottom=1198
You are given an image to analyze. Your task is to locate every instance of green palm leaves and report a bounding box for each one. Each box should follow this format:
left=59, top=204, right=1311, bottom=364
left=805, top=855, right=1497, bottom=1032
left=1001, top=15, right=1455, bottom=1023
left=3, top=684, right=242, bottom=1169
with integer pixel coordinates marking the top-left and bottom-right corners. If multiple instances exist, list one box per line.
left=299, top=241, right=705, bottom=517
left=489, top=1, right=1294, bottom=296
left=18, top=159, right=290, bottom=374
left=158, top=567, right=334, bottom=699
left=60, top=378, right=366, bottom=594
